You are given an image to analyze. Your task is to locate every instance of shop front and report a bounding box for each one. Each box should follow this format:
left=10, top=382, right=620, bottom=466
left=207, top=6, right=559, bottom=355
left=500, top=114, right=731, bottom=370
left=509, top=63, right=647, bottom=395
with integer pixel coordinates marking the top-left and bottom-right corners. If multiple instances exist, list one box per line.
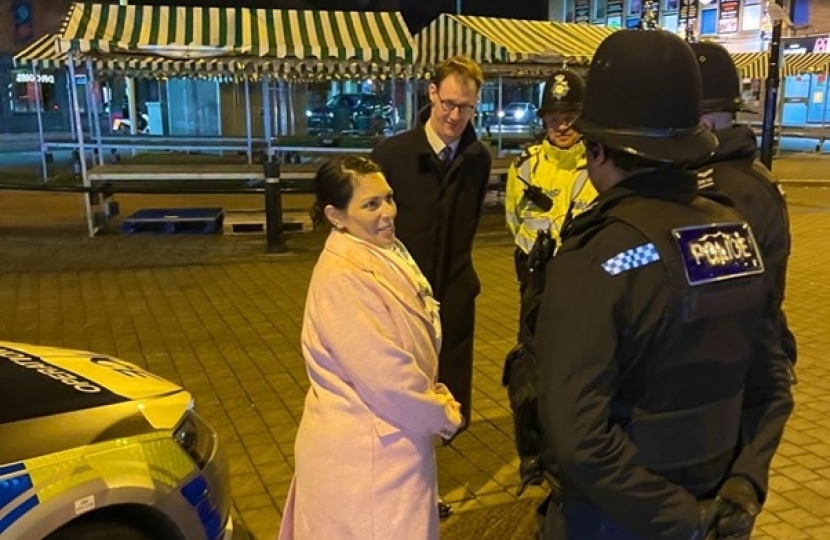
left=780, top=35, right=830, bottom=126
left=0, top=55, right=71, bottom=133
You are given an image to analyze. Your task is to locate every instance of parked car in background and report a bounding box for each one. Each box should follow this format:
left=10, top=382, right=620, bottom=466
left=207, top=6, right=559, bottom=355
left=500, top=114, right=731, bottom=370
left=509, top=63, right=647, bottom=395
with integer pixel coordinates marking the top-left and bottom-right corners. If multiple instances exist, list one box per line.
left=305, top=93, right=398, bottom=134
left=0, top=341, right=242, bottom=540
left=486, top=102, right=541, bottom=128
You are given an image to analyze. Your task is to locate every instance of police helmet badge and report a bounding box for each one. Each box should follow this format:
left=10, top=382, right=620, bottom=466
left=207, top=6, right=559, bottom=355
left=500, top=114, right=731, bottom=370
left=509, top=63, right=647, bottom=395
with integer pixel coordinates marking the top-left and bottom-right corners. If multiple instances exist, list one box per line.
left=551, top=74, right=570, bottom=101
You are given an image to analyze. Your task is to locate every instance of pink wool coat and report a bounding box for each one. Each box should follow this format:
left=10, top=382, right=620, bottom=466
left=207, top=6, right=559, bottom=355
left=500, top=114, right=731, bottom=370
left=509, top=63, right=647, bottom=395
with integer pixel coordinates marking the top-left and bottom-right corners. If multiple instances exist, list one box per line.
left=278, top=231, right=463, bottom=540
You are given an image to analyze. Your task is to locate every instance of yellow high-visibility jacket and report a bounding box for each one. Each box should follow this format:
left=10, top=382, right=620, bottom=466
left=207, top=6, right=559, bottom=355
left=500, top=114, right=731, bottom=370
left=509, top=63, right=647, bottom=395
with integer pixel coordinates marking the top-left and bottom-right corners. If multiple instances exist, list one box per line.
left=505, top=139, right=598, bottom=254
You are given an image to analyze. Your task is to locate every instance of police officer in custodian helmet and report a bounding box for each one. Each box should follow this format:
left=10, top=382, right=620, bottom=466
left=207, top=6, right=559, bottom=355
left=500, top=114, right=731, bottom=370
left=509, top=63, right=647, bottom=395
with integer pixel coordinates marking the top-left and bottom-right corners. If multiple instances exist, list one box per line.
left=505, top=69, right=597, bottom=287
left=533, top=30, right=794, bottom=540
left=690, top=40, right=798, bottom=377
left=502, top=70, right=599, bottom=518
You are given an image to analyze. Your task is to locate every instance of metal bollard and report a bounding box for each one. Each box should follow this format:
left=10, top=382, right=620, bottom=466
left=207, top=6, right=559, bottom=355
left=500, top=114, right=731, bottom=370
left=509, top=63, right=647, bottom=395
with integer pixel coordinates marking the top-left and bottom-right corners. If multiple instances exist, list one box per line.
left=44, top=152, right=55, bottom=179
left=264, top=160, right=287, bottom=253
left=72, top=149, right=82, bottom=175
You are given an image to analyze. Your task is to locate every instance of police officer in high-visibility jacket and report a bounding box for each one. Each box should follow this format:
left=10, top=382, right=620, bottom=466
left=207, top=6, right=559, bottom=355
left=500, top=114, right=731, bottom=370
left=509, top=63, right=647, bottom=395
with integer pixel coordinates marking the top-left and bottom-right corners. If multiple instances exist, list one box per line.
left=505, top=69, right=598, bottom=291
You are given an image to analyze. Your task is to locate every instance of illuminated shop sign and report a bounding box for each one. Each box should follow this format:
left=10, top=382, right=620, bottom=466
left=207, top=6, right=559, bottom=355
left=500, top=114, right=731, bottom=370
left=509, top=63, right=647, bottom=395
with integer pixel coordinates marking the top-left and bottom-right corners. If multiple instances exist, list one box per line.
left=782, top=35, right=830, bottom=55
left=15, top=72, right=55, bottom=84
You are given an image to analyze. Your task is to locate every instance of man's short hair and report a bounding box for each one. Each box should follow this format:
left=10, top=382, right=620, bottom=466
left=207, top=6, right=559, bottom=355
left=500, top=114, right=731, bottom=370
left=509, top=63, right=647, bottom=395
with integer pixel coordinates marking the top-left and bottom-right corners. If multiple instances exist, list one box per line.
left=432, top=56, right=484, bottom=91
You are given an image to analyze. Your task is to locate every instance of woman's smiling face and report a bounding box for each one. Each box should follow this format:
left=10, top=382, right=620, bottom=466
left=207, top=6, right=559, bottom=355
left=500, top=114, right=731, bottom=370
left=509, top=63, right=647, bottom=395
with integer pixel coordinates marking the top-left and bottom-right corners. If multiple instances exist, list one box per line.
left=326, top=172, right=397, bottom=248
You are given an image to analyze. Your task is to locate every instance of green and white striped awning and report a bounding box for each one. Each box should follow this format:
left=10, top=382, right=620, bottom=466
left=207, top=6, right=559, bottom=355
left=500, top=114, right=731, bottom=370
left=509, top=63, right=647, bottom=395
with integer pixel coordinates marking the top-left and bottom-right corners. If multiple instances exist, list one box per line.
left=732, top=52, right=768, bottom=79
left=13, top=34, right=63, bottom=69
left=58, top=2, right=412, bottom=65
left=782, top=53, right=830, bottom=77
left=414, top=15, right=615, bottom=69
left=14, top=33, right=410, bottom=80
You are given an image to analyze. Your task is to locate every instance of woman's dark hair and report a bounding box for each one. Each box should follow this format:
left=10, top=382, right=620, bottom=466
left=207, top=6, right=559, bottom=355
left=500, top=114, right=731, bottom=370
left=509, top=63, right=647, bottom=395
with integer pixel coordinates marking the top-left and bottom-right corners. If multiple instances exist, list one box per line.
left=310, top=155, right=384, bottom=227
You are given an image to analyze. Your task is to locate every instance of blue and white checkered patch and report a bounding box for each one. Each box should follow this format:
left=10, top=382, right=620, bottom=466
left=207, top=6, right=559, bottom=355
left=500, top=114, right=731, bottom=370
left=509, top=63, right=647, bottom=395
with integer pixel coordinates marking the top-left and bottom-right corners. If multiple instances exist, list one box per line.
left=601, top=243, right=661, bottom=276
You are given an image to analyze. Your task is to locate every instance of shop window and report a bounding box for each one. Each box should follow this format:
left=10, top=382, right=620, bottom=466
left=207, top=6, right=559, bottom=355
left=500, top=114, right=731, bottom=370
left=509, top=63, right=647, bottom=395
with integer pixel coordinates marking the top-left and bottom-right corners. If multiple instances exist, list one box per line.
left=565, top=0, right=576, bottom=22
left=700, top=8, right=718, bottom=35
left=8, top=70, right=57, bottom=113
left=593, top=0, right=608, bottom=22
left=792, top=0, right=809, bottom=27
left=741, top=0, right=762, bottom=32
left=662, top=12, right=679, bottom=32
left=628, top=0, right=642, bottom=17
left=663, top=0, right=678, bottom=11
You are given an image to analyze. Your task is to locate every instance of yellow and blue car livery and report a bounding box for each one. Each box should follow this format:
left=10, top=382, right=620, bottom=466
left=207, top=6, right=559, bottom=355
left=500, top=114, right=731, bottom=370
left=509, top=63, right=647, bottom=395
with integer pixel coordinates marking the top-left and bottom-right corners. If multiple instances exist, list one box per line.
left=0, top=341, right=241, bottom=540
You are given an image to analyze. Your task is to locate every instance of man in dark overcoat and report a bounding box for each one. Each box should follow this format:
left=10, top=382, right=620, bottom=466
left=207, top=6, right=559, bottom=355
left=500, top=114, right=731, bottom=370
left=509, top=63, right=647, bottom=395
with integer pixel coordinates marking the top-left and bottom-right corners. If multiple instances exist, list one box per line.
left=371, top=55, right=492, bottom=438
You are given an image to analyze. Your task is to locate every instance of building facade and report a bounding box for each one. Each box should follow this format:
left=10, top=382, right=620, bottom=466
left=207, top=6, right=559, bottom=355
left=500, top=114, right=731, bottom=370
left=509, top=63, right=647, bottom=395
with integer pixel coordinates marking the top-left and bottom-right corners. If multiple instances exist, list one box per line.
left=547, top=0, right=828, bottom=52
left=1, top=0, right=78, bottom=133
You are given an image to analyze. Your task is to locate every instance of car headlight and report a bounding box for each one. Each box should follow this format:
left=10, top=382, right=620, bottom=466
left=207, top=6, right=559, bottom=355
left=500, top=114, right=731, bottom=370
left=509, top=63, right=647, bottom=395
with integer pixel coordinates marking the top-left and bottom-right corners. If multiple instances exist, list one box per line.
left=173, top=410, right=216, bottom=469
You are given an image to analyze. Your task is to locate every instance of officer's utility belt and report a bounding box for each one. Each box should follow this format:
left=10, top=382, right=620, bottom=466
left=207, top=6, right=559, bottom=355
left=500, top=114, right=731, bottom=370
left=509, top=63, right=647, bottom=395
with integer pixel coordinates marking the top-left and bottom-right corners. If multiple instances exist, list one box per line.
left=618, top=390, right=744, bottom=473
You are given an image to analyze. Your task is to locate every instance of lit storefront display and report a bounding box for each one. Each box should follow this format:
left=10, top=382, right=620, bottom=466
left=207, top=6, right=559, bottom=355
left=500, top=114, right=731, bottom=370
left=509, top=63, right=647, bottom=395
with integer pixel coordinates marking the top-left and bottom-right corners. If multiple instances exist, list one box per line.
left=781, top=35, right=830, bottom=126
left=9, top=69, right=56, bottom=112
left=557, top=0, right=777, bottom=50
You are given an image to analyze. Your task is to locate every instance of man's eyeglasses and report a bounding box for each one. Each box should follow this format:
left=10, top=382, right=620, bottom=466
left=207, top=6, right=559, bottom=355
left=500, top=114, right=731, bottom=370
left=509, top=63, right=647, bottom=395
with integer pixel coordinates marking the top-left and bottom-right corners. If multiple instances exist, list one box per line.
left=438, top=94, right=476, bottom=116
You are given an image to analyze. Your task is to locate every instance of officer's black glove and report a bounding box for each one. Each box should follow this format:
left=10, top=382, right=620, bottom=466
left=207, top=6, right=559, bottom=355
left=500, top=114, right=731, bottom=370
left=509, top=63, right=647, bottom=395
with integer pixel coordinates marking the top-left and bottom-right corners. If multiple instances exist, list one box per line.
left=712, top=476, right=761, bottom=540
left=516, top=456, right=544, bottom=496
left=695, top=499, right=719, bottom=540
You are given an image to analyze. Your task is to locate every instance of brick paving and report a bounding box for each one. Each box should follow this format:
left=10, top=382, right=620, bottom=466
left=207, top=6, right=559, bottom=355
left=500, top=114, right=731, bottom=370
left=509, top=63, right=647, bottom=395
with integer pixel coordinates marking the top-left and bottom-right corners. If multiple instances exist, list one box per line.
left=0, top=187, right=828, bottom=539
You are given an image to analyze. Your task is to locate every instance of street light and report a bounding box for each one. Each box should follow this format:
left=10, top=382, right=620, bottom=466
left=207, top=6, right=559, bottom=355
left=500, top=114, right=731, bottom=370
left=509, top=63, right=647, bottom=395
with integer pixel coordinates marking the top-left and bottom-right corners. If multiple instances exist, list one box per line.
left=759, top=0, right=790, bottom=169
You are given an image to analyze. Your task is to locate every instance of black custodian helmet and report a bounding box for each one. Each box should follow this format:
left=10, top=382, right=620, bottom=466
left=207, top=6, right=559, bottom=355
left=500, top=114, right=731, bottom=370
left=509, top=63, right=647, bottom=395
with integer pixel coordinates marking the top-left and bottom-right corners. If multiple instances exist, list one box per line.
left=573, top=30, right=717, bottom=164
left=690, top=41, right=755, bottom=114
left=538, top=68, right=585, bottom=117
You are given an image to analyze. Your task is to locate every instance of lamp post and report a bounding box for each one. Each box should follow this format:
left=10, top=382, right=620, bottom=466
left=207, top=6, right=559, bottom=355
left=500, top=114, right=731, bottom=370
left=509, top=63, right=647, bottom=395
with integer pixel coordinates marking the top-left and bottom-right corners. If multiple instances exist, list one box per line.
left=759, top=0, right=789, bottom=169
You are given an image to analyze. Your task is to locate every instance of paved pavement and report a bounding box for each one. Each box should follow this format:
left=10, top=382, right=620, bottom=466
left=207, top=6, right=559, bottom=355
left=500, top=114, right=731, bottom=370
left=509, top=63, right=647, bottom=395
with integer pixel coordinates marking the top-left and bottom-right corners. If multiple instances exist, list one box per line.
left=0, top=186, right=829, bottom=539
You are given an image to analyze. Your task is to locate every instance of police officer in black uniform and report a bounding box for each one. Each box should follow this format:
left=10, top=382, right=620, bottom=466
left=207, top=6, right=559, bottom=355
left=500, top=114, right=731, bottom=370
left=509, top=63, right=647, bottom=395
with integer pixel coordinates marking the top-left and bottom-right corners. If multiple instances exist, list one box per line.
left=690, top=41, right=798, bottom=373
left=534, top=30, right=794, bottom=540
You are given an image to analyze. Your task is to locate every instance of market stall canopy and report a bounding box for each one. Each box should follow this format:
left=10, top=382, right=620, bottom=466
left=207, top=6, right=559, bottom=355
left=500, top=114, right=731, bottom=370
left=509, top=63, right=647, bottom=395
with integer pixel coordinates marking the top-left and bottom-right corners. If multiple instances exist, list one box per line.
left=13, top=33, right=62, bottom=69
left=15, top=33, right=404, bottom=80
left=782, top=53, right=830, bottom=77
left=732, top=52, right=769, bottom=79
left=414, top=14, right=616, bottom=70
left=57, top=2, right=413, bottom=66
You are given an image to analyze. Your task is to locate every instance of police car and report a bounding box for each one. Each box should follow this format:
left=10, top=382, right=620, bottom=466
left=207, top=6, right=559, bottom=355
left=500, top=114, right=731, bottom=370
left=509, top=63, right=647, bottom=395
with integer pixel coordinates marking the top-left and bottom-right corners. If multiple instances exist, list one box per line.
left=0, top=341, right=239, bottom=540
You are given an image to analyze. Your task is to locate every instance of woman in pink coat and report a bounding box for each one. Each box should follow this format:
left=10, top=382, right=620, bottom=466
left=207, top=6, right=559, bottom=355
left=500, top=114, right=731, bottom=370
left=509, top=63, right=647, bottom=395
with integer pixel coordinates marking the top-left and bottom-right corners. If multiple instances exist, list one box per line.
left=278, top=155, right=465, bottom=540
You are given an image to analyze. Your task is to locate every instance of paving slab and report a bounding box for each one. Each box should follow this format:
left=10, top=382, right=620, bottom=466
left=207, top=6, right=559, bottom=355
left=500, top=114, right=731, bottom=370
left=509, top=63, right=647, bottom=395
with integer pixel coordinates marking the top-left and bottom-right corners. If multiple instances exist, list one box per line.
left=0, top=187, right=828, bottom=539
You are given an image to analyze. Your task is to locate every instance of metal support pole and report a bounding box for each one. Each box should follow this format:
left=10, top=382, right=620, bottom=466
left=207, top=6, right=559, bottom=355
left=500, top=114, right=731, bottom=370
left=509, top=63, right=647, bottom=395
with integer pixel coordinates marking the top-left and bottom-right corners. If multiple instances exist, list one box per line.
left=68, top=53, right=95, bottom=237
left=820, top=70, right=828, bottom=155
left=287, top=81, right=296, bottom=135
left=66, top=77, right=76, bottom=138
left=390, top=67, right=397, bottom=132
left=244, top=76, right=253, bottom=164
left=264, top=161, right=286, bottom=253
left=32, top=62, right=48, bottom=182
left=760, top=0, right=786, bottom=169
left=86, top=58, right=104, bottom=166
left=84, top=71, right=97, bottom=161
left=405, top=66, right=413, bottom=130
left=262, top=74, right=273, bottom=159
left=497, top=75, right=504, bottom=155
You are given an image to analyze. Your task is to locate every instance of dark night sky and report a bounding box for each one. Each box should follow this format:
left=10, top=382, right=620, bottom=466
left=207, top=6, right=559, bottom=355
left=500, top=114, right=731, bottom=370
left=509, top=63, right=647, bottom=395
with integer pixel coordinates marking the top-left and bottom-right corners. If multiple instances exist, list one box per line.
left=130, top=0, right=548, bottom=32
